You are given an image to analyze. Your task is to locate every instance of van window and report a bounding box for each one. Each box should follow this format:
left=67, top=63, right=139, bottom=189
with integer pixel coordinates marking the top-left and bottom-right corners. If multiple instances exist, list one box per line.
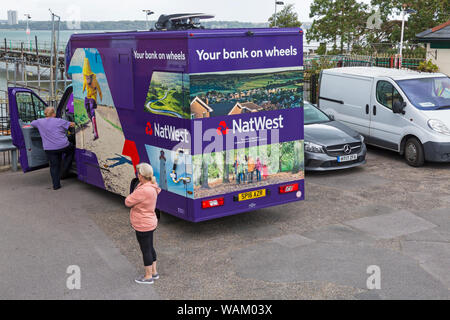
left=16, top=92, right=46, bottom=122
left=32, top=94, right=46, bottom=118
left=376, top=81, right=403, bottom=110
left=396, top=77, right=450, bottom=110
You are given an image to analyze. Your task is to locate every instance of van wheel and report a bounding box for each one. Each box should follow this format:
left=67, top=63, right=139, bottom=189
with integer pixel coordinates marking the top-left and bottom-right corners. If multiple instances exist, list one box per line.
left=404, top=137, right=424, bottom=167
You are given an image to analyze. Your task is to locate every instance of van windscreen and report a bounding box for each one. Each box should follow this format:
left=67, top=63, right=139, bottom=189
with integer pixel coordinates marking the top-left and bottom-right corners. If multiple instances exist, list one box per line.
left=396, top=77, right=450, bottom=110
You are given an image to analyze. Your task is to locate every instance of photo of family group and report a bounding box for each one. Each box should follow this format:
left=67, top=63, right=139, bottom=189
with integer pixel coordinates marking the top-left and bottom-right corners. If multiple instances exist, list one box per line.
left=143, top=67, right=303, bottom=119
left=192, top=140, right=304, bottom=199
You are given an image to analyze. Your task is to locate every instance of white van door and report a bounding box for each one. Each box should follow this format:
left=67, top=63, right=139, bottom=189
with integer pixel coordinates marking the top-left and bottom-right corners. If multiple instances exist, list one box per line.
left=369, top=79, right=406, bottom=150
left=319, top=73, right=373, bottom=136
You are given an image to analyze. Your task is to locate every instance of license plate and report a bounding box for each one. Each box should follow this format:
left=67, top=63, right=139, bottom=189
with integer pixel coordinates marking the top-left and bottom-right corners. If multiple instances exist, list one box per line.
left=338, top=154, right=358, bottom=162
left=238, top=189, right=266, bottom=201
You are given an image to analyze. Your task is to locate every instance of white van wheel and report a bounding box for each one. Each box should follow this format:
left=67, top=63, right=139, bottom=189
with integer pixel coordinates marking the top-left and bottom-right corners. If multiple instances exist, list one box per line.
left=404, top=138, right=424, bottom=167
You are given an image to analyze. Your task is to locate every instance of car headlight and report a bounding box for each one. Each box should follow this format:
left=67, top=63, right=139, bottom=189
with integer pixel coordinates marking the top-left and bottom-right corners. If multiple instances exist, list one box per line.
left=305, top=141, right=324, bottom=153
left=428, top=119, right=450, bottom=136
left=360, top=135, right=365, bottom=143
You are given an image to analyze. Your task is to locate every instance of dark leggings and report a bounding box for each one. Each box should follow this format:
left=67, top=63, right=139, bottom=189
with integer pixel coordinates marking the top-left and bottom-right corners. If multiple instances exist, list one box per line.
left=135, top=230, right=157, bottom=267
left=45, top=143, right=75, bottom=189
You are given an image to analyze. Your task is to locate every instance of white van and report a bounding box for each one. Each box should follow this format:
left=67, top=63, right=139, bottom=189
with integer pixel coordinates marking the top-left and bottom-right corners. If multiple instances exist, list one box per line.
left=319, top=67, right=450, bottom=166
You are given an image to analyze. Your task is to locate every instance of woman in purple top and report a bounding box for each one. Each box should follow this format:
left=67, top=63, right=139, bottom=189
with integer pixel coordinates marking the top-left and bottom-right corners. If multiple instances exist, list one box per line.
left=31, top=107, right=75, bottom=190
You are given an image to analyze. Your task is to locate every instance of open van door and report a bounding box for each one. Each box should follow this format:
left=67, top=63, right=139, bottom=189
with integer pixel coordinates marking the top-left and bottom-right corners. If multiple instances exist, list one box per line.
left=8, top=87, right=48, bottom=172
left=8, top=86, right=75, bottom=173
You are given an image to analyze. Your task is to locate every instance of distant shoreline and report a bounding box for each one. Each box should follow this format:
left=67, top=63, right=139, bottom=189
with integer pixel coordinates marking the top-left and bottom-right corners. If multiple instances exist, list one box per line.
left=0, top=20, right=280, bottom=31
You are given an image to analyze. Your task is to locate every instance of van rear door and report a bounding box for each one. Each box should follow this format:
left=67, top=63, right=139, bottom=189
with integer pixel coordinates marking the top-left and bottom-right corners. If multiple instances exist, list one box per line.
left=8, top=87, right=48, bottom=172
left=320, top=72, right=373, bottom=136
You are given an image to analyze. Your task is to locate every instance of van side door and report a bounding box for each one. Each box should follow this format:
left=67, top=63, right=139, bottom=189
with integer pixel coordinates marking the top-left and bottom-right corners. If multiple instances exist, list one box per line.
left=319, top=73, right=373, bottom=136
left=369, top=79, right=406, bottom=151
left=8, top=87, right=48, bottom=172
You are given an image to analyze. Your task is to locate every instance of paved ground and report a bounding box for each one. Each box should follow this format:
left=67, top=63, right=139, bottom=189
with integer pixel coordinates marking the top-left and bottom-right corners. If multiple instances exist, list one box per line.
left=0, top=169, right=158, bottom=299
left=0, top=146, right=449, bottom=299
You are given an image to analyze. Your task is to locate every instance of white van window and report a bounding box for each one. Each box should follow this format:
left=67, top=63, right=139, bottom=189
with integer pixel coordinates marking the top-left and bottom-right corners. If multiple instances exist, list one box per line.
left=376, top=81, right=403, bottom=110
left=396, top=77, right=450, bottom=110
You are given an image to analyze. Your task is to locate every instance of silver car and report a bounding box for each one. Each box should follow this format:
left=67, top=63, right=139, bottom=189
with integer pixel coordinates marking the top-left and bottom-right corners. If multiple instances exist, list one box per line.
left=304, top=102, right=367, bottom=171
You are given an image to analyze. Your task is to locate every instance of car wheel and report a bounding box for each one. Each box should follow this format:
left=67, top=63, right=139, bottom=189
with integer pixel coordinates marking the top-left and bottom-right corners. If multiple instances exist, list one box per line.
left=404, top=137, right=424, bottom=167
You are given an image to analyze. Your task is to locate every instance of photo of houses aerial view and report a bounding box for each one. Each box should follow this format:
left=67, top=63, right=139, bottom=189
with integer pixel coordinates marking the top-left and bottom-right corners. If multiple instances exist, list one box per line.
left=189, top=67, right=303, bottom=118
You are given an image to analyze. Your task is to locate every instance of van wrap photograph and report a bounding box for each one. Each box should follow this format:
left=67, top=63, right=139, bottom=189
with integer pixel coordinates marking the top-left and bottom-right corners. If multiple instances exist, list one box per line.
left=60, top=28, right=305, bottom=221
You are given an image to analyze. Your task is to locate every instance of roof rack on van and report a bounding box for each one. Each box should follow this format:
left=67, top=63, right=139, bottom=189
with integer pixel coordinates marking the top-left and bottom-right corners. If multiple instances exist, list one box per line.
left=154, top=13, right=214, bottom=31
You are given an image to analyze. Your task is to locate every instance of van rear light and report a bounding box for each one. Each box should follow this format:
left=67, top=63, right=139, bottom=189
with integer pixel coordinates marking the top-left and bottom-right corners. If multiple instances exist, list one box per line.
left=201, top=197, right=224, bottom=209
left=279, top=183, right=299, bottom=194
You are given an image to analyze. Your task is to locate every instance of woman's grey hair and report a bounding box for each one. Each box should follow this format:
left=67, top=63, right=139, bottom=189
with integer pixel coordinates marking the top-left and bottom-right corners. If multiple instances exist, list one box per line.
left=137, top=163, right=156, bottom=183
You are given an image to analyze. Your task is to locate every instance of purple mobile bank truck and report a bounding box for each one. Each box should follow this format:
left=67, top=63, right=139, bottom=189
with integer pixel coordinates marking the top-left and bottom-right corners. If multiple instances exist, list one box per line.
left=8, top=27, right=305, bottom=222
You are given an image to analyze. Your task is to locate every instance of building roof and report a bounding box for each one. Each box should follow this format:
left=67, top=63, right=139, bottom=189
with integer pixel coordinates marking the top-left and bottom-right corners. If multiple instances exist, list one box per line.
left=191, top=96, right=213, bottom=112
left=416, top=20, right=450, bottom=41
left=323, top=67, right=447, bottom=81
left=209, top=102, right=236, bottom=117
left=239, top=102, right=262, bottom=111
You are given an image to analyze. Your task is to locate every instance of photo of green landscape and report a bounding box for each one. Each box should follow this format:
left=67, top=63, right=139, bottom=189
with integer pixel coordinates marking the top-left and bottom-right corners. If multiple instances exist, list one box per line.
left=144, top=72, right=190, bottom=118
left=189, top=67, right=303, bottom=118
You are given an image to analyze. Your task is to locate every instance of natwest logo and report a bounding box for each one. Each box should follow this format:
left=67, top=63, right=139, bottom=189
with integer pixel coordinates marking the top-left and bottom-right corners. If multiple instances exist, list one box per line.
left=217, top=121, right=229, bottom=135
left=153, top=122, right=189, bottom=143
left=145, top=122, right=153, bottom=135
left=232, top=114, right=284, bottom=133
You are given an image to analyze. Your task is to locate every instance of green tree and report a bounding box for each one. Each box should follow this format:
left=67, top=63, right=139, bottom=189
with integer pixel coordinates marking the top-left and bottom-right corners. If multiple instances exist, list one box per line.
left=292, top=141, right=302, bottom=173
left=307, top=0, right=369, bottom=53
left=316, top=43, right=327, bottom=55
left=370, top=0, right=449, bottom=43
left=268, top=3, right=302, bottom=28
left=200, top=155, right=210, bottom=189
left=417, top=59, right=439, bottom=73
left=223, top=150, right=231, bottom=183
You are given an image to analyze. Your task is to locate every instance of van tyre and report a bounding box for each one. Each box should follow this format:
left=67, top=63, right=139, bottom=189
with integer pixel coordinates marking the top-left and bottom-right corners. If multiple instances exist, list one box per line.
left=404, top=137, right=424, bottom=167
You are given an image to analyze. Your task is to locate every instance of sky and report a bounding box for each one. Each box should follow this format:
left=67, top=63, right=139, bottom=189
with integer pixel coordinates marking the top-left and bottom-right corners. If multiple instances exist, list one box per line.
left=3, top=0, right=372, bottom=23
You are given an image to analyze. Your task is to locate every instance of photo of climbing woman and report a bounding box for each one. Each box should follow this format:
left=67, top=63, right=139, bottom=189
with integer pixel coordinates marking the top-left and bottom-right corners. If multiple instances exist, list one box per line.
left=68, top=48, right=136, bottom=196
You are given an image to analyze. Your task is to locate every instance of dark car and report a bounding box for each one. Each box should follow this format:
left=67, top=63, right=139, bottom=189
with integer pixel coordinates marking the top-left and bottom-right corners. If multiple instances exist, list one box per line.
left=304, top=102, right=367, bottom=171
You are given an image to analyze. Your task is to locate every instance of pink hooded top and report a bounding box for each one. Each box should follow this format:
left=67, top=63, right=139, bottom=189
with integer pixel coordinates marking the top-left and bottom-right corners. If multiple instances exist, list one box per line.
left=256, top=159, right=262, bottom=171
left=125, top=182, right=161, bottom=232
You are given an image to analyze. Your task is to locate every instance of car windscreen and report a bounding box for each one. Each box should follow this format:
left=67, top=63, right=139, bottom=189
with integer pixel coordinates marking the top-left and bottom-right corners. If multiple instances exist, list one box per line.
left=396, top=77, right=450, bottom=110
left=304, top=103, right=330, bottom=125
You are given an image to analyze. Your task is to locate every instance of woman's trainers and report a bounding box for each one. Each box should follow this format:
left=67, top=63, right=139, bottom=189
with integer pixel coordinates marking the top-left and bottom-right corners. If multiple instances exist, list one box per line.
left=135, top=276, right=154, bottom=284
left=152, top=273, right=160, bottom=280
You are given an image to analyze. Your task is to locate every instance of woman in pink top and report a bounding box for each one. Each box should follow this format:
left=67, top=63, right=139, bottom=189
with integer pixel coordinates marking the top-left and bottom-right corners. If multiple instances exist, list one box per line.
left=125, top=163, right=161, bottom=284
left=255, top=158, right=262, bottom=181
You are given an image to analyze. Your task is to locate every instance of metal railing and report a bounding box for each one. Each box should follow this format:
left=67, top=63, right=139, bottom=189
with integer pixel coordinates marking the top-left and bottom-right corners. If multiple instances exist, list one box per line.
left=303, top=54, right=427, bottom=103
left=0, top=97, right=16, bottom=168
left=3, top=38, right=66, bottom=54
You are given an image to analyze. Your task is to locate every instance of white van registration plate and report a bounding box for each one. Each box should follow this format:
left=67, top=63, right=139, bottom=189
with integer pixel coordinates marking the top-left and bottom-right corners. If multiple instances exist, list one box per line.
left=338, top=154, right=358, bottom=162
